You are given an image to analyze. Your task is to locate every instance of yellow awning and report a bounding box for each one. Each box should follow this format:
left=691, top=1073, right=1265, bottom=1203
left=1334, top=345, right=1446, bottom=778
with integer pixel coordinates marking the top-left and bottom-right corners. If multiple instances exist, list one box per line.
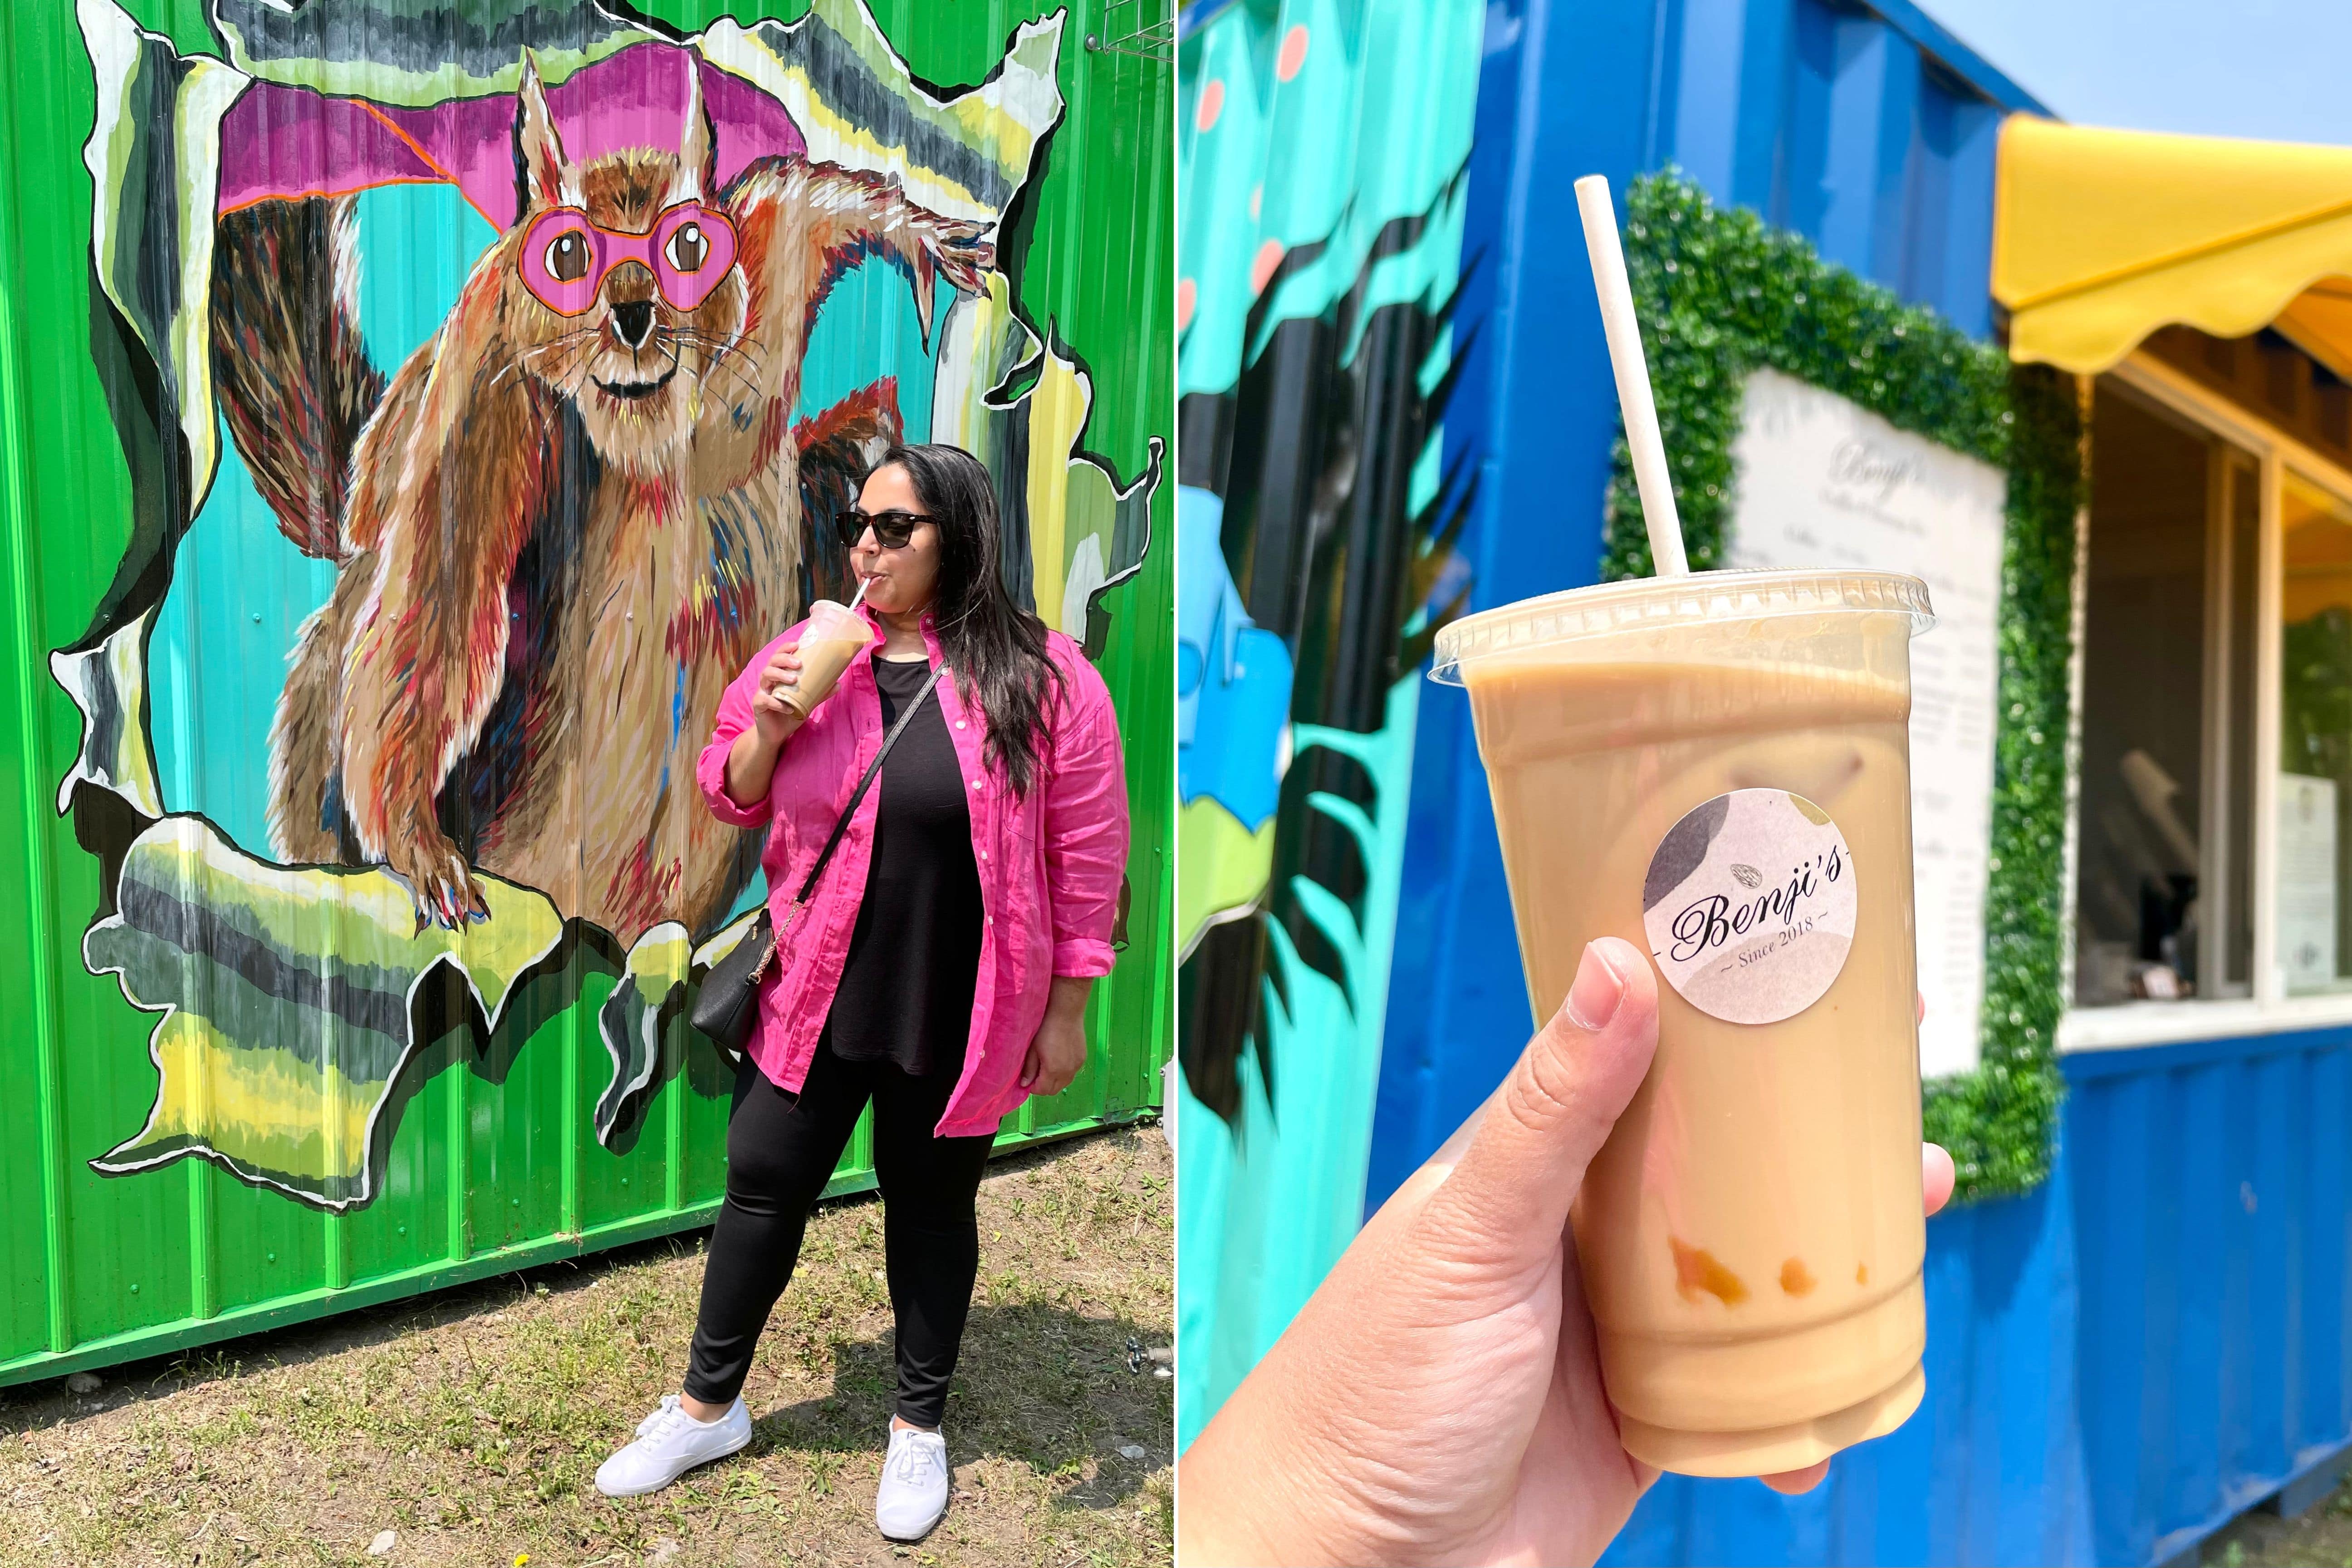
left=1993, top=114, right=2352, bottom=375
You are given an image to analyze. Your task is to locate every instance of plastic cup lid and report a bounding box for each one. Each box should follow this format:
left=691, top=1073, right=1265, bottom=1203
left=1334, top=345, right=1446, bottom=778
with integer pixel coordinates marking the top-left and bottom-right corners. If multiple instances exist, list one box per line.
left=1429, top=568, right=1935, bottom=686
left=807, top=598, right=868, bottom=627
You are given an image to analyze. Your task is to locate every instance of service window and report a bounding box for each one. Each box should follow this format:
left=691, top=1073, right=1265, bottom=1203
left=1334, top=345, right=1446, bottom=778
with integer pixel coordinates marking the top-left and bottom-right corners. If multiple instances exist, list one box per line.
left=2280, top=473, right=2352, bottom=996
left=2073, top=381, right=2257, bottom=1006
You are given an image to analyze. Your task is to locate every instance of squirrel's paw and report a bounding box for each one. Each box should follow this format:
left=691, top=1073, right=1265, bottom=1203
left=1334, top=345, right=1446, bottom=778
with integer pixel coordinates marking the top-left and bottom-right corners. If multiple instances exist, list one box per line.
left=919, top=216, right=995, bottom=295
left=384, top=834, right=492, bottom=932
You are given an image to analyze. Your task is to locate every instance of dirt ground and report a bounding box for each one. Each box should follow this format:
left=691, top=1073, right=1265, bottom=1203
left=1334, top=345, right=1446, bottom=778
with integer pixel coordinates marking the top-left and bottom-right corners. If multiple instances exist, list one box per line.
left=0, top=1127, right=1172, bottom=1568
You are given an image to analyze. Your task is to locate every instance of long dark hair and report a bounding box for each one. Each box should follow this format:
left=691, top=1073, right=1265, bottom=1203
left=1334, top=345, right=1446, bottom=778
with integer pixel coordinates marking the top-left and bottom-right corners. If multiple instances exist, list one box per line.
left=882, top=442, right=1061, bottom=796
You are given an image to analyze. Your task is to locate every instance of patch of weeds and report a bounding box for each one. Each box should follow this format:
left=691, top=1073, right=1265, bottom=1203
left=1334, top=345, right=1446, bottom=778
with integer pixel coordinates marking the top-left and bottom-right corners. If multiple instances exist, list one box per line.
left=187, top=1404, right=262, bottom=1446
left=800, top=1448, right=846, bottom=1498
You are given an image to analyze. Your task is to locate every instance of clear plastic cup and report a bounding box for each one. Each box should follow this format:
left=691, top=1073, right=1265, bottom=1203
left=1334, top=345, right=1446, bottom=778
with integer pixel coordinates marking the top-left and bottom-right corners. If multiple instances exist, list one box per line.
left=1432, top=568, right=1936, bottom=1477
left=783, top=598, right=876, bottom=717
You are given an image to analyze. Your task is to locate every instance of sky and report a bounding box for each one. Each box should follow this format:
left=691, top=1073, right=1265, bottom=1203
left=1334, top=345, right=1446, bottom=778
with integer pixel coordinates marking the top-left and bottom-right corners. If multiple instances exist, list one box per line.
left=1922, top=0, right=2352, bottom=145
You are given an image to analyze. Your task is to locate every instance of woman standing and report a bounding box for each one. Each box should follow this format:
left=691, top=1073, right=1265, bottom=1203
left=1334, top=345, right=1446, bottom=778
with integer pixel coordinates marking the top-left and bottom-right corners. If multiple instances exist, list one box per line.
left=593, top=444, right=1130, bottom=1543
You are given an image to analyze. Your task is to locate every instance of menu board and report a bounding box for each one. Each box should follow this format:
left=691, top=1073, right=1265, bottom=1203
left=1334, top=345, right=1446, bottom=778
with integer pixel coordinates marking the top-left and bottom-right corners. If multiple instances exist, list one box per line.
left=1723, top=369, right=2010, bottom=1079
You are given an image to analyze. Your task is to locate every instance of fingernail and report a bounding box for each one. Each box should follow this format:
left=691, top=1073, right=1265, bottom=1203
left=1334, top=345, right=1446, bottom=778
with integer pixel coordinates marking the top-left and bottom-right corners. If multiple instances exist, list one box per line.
left=1563, top=941, right=1627, bottom=1031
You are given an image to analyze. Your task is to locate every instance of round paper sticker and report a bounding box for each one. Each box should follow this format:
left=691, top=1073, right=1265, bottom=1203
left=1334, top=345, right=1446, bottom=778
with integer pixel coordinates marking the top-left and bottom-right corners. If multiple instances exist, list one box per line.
left=1641, top=789, right=1858, bottom=1025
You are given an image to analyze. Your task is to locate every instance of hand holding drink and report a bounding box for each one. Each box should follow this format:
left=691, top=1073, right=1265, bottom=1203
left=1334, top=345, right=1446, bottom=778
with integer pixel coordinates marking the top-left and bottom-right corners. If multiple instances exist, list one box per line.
left=1180, top=175, right=1944, bottom=1566
left=1441, top=568, right=1933, bottom=1476
left=1178, top=966, right=1954, bottom=1568
left=725, top=586, right=877, bottom=809
left=778, top=595, right=877, bottom=718
left=750, top=644, right=806, bottom=745
left=1431, top=176, right=1934, bottom=1477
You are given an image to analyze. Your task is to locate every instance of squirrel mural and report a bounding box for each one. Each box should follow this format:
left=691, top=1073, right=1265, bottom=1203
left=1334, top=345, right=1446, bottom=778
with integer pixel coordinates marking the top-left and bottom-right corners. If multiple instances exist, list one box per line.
left=209, top=57, right=991, bottom=944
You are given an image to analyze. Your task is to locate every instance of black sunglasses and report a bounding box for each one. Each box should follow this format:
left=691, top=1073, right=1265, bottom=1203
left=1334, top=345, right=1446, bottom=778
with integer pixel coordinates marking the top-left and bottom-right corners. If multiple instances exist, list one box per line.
left=836, top=507, right=931, bottom=550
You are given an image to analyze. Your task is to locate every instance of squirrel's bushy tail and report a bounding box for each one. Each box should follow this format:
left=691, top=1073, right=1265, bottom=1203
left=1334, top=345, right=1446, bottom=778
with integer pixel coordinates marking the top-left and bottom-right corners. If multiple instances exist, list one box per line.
left=792, top=376, right=903, bottom=607
left=210, top=196, right=385, bottom=560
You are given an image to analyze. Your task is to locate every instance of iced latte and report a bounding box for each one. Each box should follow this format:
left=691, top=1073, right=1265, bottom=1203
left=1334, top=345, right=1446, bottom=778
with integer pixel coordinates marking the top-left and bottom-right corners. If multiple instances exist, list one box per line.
left=783, top=598, right=876, bottom=718
left=1434, top=568, right=1936, bottom=1477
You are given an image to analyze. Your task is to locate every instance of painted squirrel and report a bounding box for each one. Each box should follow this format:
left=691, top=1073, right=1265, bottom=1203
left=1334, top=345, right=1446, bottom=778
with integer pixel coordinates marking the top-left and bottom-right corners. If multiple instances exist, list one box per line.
left=208, top=57, right=991, bottom=942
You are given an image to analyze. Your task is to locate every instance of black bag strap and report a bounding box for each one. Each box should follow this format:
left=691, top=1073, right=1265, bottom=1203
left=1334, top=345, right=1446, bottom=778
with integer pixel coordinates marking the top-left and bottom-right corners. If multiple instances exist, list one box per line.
left=790, top=661, right=947, bottom=906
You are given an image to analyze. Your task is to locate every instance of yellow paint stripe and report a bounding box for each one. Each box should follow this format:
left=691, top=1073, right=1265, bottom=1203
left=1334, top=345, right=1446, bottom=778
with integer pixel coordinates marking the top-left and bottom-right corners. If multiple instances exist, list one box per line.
left=125, top=1012, right=379, bottom=1183
left=1178, top=796, right=1276, bottom=957
left=108, top=616, right=163, bottom=816
left=1024, top=349, right=1096, bottom=634
left=627, top=922, right=691, bottom=1002
left=135, top=818, right=563, bottom=997
left=781, top=77, right=990, bottom=216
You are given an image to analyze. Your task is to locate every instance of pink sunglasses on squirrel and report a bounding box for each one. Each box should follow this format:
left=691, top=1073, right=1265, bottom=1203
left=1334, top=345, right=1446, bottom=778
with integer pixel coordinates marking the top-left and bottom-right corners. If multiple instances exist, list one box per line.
left=517, top=201, right=740, bottom=317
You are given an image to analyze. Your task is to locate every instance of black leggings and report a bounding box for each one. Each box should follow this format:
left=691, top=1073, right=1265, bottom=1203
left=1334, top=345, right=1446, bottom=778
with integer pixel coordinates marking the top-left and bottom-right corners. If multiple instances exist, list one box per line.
left=682, top=1050, right=996, bottom=1426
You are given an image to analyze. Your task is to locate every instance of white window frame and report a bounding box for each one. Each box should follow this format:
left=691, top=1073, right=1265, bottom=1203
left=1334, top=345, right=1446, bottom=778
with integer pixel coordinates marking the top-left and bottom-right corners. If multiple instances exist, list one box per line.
left=2059, top=349, right=2352, bottom=1051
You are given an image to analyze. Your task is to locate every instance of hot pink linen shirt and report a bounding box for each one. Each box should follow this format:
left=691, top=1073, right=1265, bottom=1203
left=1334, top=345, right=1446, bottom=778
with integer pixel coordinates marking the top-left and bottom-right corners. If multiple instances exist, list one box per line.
left=696, top=606, right=1130, bottom=1137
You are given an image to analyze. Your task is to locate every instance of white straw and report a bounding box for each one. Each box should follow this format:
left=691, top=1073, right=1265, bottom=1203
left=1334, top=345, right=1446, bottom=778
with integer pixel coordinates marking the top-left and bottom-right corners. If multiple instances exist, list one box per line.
left=848, top=576, right=868, bottom=610
left=1573, top=174, right=1689, bottom=577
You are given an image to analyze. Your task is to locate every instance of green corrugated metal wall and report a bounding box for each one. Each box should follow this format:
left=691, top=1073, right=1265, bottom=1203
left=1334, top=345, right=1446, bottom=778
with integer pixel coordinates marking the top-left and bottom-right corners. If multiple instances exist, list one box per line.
left=0, top=0, right=1171, bottom=1386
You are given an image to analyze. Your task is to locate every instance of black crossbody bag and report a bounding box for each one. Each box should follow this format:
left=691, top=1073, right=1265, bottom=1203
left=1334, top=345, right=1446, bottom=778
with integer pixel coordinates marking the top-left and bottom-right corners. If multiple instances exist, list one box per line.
left=692, top=663, right=948, bottom=1060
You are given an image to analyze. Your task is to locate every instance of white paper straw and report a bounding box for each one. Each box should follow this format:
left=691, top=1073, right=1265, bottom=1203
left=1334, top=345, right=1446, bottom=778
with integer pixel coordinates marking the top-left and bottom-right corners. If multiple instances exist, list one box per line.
left=1573, top=174, right=1689, bottom=577
left=848, top=575, right=869, bottom=610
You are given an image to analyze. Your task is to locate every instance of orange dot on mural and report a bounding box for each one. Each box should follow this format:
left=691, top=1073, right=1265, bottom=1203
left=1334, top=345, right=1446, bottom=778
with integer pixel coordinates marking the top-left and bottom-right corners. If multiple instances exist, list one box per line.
left=1196, top=79, right=1226, bottom=132
left=1176, top=277, right=1197, bottom=333
left=1276, top=25, right=1310, bottom=81
left=1250, top=239, right=1285, bottom=297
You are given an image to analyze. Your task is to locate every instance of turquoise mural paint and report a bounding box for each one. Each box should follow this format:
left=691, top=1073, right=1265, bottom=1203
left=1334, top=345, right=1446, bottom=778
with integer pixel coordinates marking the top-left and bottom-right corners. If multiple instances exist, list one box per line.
left=1178, top=673, right=1422, bottom=1446
left=798, top=262, right=950, bottom=438
left=1179, top=0, right=1481, bottom=394
left=353, top=184, right=496, bottom=366
left=152, top=184, right=492, bottom=848
left=1176, top=0, right=1488, bottom=1446
left=151, top=436, right=340, bottom=850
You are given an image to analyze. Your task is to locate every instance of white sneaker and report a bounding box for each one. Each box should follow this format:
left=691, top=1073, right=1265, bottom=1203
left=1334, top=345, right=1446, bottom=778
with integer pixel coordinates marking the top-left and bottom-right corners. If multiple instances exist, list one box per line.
left=593, top=1394, right=751, bottom=1497
left=875, top=1423, right=950, bottom=1541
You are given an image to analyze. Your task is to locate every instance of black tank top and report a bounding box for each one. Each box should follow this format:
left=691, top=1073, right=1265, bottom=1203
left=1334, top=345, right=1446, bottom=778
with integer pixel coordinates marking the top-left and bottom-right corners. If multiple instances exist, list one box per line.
left=822, top=657, right=984, bottom=1077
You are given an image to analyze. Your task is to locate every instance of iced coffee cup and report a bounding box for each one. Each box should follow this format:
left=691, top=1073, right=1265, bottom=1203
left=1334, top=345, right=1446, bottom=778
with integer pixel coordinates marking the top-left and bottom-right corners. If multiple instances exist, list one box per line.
left=1432, top=567, right=1935, bottom=1478
left=783, top=597, right=876, bottom=717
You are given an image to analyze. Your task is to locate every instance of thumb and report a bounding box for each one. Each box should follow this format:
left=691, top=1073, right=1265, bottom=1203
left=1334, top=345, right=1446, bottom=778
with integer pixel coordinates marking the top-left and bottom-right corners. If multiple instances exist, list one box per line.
left=1424, top=936, right=1658, bottom=1266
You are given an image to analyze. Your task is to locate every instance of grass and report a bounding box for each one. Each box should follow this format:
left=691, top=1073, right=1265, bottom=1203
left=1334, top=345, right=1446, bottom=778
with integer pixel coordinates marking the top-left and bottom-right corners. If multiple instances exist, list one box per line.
left=0, top=1127, right=1172, bottom=1568
left=2198, top=1470, right=2352, bottom=1567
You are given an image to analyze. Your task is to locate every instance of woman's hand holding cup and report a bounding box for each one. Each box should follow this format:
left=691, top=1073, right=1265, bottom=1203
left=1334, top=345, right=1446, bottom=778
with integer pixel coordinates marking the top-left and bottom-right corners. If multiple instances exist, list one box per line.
left=752, top=642, right=805, bottom=747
